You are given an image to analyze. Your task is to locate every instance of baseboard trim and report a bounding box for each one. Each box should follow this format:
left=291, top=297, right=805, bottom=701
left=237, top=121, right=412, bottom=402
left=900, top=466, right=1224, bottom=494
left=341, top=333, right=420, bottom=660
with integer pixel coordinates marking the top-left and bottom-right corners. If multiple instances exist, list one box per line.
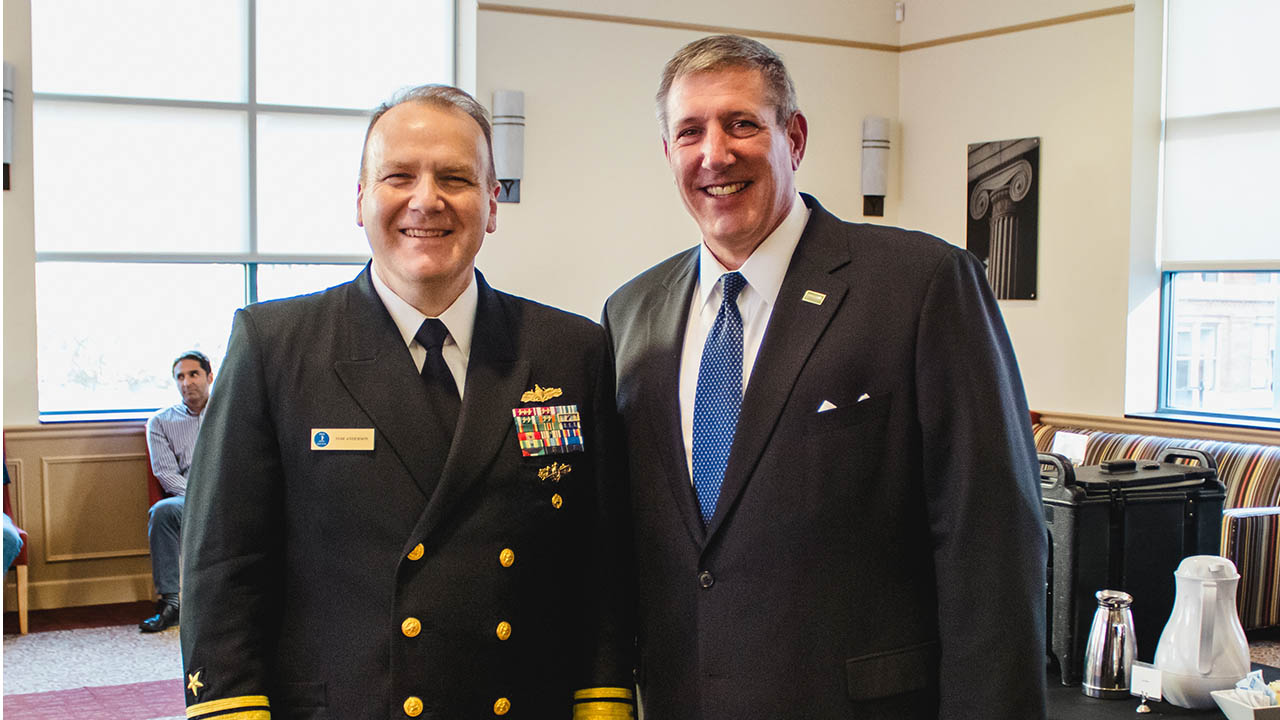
left=5, top=573, right=153, bottom=611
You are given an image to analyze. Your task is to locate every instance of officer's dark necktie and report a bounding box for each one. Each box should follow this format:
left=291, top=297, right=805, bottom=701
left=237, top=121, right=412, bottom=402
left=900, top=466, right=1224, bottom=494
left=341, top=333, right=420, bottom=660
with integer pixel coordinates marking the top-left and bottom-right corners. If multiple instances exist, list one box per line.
left=414, top=318, right=461, bottom=442
left=691, top=271, right=746, bottom=528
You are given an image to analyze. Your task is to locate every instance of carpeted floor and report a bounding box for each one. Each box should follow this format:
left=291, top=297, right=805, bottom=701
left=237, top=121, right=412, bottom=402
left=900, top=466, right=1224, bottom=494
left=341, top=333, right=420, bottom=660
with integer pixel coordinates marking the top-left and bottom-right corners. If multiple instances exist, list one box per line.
left=3, top=603, right=185, bottom=720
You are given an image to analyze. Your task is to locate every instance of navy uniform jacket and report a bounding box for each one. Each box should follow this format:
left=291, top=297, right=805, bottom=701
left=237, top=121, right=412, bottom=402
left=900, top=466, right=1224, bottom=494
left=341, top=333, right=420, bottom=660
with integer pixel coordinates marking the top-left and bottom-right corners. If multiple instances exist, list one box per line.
left=181, top=266, right=633, bottom=720
left=603, top=194, right=1047, bottom=719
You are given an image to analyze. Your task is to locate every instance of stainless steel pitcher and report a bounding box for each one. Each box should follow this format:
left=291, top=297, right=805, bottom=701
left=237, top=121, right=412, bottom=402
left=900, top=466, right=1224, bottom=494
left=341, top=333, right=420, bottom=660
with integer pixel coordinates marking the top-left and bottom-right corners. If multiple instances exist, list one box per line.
left=1082, top=589, right=1137, bottom=699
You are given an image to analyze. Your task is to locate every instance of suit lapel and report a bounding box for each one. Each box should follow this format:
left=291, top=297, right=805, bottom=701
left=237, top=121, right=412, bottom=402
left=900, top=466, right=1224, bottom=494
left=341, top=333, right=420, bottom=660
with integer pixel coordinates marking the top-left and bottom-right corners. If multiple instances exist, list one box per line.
left=643, top=250, right=707, bottom=546
left=410, top=272, right=530, bottom=549
left=705, top=197, right=851, bottom=540
left=333, top=266, right=443, bottom=501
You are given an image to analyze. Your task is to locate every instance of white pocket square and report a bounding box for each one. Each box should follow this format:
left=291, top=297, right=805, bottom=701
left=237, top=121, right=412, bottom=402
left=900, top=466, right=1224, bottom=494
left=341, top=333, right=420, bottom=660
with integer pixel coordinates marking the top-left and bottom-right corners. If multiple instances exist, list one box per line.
left=817, top=400, right=838, bottom=413
left=857, top=393, right=871, bottom=403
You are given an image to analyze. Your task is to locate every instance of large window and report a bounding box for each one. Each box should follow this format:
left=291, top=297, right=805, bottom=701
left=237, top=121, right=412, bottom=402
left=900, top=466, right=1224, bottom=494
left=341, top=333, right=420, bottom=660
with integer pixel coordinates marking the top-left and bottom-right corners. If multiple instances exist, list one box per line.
left=1156, top=0, right=1280, bottom=425
left=1163, top=273, right=1279, bottom=420
left=32, top=0, right=455, bottom=419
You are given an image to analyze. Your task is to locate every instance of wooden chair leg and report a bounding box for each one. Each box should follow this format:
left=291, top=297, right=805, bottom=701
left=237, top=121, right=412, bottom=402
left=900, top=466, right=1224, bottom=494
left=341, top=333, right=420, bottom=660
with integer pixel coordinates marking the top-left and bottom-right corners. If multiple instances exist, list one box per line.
left=16, top=564, right=29, bottom=634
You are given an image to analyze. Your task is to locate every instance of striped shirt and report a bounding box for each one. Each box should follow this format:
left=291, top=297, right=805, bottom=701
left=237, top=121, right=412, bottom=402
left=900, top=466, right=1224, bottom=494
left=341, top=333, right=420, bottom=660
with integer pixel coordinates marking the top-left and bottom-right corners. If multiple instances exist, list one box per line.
left=146, top=403, right=205, bottom=497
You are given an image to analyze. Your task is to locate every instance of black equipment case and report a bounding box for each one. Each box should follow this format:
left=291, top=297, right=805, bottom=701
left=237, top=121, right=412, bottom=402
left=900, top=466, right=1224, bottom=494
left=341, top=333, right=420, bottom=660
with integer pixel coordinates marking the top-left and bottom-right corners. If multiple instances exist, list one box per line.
left=1039, top=449, right=1225, bottom=685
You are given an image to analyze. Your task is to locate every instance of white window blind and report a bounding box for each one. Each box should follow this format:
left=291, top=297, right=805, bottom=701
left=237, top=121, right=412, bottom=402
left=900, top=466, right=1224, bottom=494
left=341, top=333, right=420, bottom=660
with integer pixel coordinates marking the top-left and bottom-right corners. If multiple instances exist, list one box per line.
left=1160, top=0, right=1280, bottom=270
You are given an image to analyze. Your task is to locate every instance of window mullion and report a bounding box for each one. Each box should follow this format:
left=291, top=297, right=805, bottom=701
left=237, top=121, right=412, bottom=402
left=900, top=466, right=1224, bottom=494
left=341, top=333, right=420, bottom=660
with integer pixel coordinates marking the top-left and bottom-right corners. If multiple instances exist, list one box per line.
left=247, top=0, right=259, bottom=308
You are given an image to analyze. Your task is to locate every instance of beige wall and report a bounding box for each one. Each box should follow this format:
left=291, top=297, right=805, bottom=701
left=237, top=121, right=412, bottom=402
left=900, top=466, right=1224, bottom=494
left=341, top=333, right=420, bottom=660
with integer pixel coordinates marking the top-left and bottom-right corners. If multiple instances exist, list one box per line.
left=896, top=5, right=1138, bottom=416
left=5, top=0, right=40, bottom=427
left=472, top=2, right=900, bottom=319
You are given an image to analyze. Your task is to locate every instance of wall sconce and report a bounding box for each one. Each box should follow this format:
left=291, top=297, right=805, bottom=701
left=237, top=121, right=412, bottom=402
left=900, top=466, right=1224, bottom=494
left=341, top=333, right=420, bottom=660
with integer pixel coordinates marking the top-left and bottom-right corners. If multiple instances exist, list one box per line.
left=861, top=116, right=890, bottom=217
left=4, top=62, right=14, bottom=191
left=492, top=90, right=524, bottom=203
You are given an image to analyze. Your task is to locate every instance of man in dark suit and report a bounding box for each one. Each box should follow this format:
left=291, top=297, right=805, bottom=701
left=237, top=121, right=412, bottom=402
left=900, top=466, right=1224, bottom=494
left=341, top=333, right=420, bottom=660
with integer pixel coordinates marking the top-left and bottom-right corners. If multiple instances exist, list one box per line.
left=603, top=35, right=1047, bottom=719
left=181, top=85, right=634, bottom=720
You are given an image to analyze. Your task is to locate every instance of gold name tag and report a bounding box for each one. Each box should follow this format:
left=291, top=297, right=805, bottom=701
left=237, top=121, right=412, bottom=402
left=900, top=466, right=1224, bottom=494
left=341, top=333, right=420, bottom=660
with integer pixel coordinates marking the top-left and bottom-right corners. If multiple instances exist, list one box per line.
left=310, top=428, right=375, bottom=451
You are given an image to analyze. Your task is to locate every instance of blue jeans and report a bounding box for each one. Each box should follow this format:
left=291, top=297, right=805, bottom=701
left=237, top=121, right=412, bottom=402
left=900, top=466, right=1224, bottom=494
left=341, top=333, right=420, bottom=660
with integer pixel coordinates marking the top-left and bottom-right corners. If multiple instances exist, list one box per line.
left=148, top=496, right=184, bottom=596
left=3, top=512, right=23, bottom=573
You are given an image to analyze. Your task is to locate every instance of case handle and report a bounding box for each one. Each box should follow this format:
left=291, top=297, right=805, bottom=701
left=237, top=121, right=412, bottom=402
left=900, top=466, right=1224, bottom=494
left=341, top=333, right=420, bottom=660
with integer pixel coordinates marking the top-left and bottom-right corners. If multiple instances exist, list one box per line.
left=1038, top=452, right=1076, bottom=490
left=1160, top=447, right=1218, bottom=471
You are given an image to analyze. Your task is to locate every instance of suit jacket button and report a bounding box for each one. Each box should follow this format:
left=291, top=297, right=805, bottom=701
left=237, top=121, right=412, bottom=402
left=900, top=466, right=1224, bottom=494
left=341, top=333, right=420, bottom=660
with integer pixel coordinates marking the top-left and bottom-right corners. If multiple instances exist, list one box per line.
left=407, top=543, right=425, bottom=561
left=499, top=548, right=515, bottom=567
left=494, top=697, right=511, bottom=715
left=698, top=570, right=714, bottom=589
left=496, top=620, right=512, bottom=641
left=401, top=617, right=421, bottom=638
left=403, top=696, right=424, bottom=717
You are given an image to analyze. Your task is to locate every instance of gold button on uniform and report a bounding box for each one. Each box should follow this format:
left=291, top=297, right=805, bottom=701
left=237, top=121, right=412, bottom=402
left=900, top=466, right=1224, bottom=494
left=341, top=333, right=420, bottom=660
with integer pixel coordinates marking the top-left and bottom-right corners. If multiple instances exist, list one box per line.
left=494, top=697, right=511, bottom=715
left=407, top=544, right=424, bottom=561
left=401, top=617, right=421, bottom=638
left=403, top=696, right=423, bottom=717
left=496, top=621, right=512, bottom=641
left=499, top=548, right=515, bottom=567
left=551, top=493, right=563, bottom=509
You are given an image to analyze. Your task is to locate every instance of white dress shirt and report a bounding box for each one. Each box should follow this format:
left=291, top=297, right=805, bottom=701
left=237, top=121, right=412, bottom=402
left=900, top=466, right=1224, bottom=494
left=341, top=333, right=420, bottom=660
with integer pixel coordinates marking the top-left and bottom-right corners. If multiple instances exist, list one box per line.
left=679, top=193, right=811, bottom=480
left=370, top=266, right=477, bottom=398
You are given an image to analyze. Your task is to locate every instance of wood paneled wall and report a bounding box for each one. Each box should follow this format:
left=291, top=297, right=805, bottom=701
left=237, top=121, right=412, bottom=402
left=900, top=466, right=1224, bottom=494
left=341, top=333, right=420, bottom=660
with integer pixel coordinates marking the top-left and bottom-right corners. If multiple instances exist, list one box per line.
left=4, top=422, right=155, bottom=610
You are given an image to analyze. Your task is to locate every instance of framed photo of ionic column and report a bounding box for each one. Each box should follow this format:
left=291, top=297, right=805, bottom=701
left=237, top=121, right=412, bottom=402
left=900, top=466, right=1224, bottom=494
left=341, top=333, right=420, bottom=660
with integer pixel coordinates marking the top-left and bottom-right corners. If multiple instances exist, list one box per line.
left=966, top=137, right=1039, bottom=300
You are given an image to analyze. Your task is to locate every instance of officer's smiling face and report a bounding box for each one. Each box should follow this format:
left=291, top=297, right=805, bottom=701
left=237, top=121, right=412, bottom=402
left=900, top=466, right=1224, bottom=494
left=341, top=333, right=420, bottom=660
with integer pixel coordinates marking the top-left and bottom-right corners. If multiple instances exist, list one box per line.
left=357, top=102, right=498, bottom=306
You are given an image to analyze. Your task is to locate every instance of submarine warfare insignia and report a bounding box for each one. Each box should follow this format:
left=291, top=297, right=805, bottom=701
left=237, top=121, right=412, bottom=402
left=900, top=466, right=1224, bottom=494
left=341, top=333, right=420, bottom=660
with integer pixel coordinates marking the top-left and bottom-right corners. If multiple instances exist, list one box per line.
left=521, top=384, right=563, bottom=403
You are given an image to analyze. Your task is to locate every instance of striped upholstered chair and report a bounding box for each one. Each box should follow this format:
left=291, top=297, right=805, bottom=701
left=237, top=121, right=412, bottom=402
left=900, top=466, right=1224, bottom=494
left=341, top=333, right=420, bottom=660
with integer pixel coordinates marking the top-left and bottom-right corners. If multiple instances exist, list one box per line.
left=1033, top=422, right=1280, bottom=631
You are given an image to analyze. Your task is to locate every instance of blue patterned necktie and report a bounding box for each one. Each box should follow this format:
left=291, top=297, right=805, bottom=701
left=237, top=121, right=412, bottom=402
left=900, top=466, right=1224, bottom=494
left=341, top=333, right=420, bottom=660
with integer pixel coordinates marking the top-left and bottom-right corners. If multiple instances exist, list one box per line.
left=692, top=271, right=747, bottom=528
left=415, top=318, right=461, bottom=441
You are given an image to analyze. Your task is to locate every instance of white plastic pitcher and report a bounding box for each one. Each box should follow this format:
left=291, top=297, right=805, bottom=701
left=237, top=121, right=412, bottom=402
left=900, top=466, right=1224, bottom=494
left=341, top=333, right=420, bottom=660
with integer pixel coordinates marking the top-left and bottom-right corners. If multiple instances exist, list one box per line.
left=1153, top=555, right=1251, bottom=709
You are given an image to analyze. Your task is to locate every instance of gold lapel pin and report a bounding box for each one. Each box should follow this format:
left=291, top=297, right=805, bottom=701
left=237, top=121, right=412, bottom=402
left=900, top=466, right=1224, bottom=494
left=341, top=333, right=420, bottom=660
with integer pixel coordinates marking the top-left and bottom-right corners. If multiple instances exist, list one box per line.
left=521, top=384, right=564, bottom=403
left=802, top=290, right=826, bottom=306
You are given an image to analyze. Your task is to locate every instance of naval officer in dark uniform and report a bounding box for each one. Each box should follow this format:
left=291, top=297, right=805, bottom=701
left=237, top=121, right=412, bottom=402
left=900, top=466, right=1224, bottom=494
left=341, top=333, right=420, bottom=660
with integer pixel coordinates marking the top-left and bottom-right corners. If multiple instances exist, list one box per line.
left=180, top=85, right=635, bottom=720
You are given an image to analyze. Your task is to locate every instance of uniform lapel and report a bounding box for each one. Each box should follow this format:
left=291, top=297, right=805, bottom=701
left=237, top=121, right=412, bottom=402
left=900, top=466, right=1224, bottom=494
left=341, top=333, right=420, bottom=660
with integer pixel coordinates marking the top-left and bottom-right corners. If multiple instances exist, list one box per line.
left=704, top=197, right=851, bottom=540
left=410, top=272, right=530, bottom=549
left=643, top=250, right=707, bottom=546
left=333, top=265, right=442, bottom=501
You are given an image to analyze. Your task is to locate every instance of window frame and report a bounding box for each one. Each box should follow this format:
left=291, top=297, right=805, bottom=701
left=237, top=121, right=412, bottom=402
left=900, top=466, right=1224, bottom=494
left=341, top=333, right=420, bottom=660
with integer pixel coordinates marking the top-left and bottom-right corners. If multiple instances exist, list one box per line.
left=1155, top=270, right=1280, bottom=429
left=31, top=0, right=462, bottom=420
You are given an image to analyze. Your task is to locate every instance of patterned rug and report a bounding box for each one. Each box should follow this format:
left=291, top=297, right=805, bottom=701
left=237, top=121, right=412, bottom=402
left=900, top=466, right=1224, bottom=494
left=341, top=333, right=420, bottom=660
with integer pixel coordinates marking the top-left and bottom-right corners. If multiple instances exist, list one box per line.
left=3, top=679, right=185, bottom=720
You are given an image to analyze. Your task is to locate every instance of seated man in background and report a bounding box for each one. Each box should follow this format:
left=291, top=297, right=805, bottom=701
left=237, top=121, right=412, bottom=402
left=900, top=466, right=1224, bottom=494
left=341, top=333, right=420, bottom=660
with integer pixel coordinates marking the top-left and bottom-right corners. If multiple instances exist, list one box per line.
left=139, top=350, right=212, bottom=633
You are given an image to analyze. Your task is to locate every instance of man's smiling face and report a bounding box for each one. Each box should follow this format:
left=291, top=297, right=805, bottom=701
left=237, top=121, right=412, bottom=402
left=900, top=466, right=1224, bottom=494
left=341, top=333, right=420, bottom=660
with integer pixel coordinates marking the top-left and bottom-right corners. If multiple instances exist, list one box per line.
left=663, top=66, right=806, bottom=266
left=357, top=101, right=498, bottom=304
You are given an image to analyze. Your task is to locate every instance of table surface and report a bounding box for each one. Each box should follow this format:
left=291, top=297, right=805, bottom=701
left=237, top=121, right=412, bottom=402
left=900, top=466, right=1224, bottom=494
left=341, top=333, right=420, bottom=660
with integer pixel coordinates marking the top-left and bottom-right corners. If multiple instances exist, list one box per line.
left=1048, top=664, right=1278, bottom=719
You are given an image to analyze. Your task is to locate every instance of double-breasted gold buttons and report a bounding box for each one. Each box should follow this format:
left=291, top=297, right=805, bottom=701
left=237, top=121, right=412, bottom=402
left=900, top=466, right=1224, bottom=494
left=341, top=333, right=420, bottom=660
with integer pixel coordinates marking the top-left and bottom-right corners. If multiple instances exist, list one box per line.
left=499, top=548, right=515, bottom=567
left=401, top=617, right=421, bottom=638
left=496, top=621, right=512, bottom=641
left=494, top=697, right=511, bottom=715
left=404, top=696, right=423, bottom=717
left=407, top=543, right=424, bottom=561
left=551, top=493, right=563, bottom=509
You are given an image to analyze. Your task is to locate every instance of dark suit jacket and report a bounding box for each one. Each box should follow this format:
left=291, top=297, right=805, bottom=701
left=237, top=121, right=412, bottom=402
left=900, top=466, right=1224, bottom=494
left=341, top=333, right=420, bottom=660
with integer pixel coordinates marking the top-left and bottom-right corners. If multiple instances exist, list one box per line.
left=603, top=194, right=1047, bottom=719
left=181, top=266, right=632, bottom=720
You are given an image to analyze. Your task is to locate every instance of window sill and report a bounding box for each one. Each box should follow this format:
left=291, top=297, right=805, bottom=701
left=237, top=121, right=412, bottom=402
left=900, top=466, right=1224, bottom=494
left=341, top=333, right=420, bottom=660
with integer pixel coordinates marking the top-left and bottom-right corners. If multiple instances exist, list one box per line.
left=38, top=410, right=157, bottom=424
left=1129, top=411, right=1280, bottom=433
